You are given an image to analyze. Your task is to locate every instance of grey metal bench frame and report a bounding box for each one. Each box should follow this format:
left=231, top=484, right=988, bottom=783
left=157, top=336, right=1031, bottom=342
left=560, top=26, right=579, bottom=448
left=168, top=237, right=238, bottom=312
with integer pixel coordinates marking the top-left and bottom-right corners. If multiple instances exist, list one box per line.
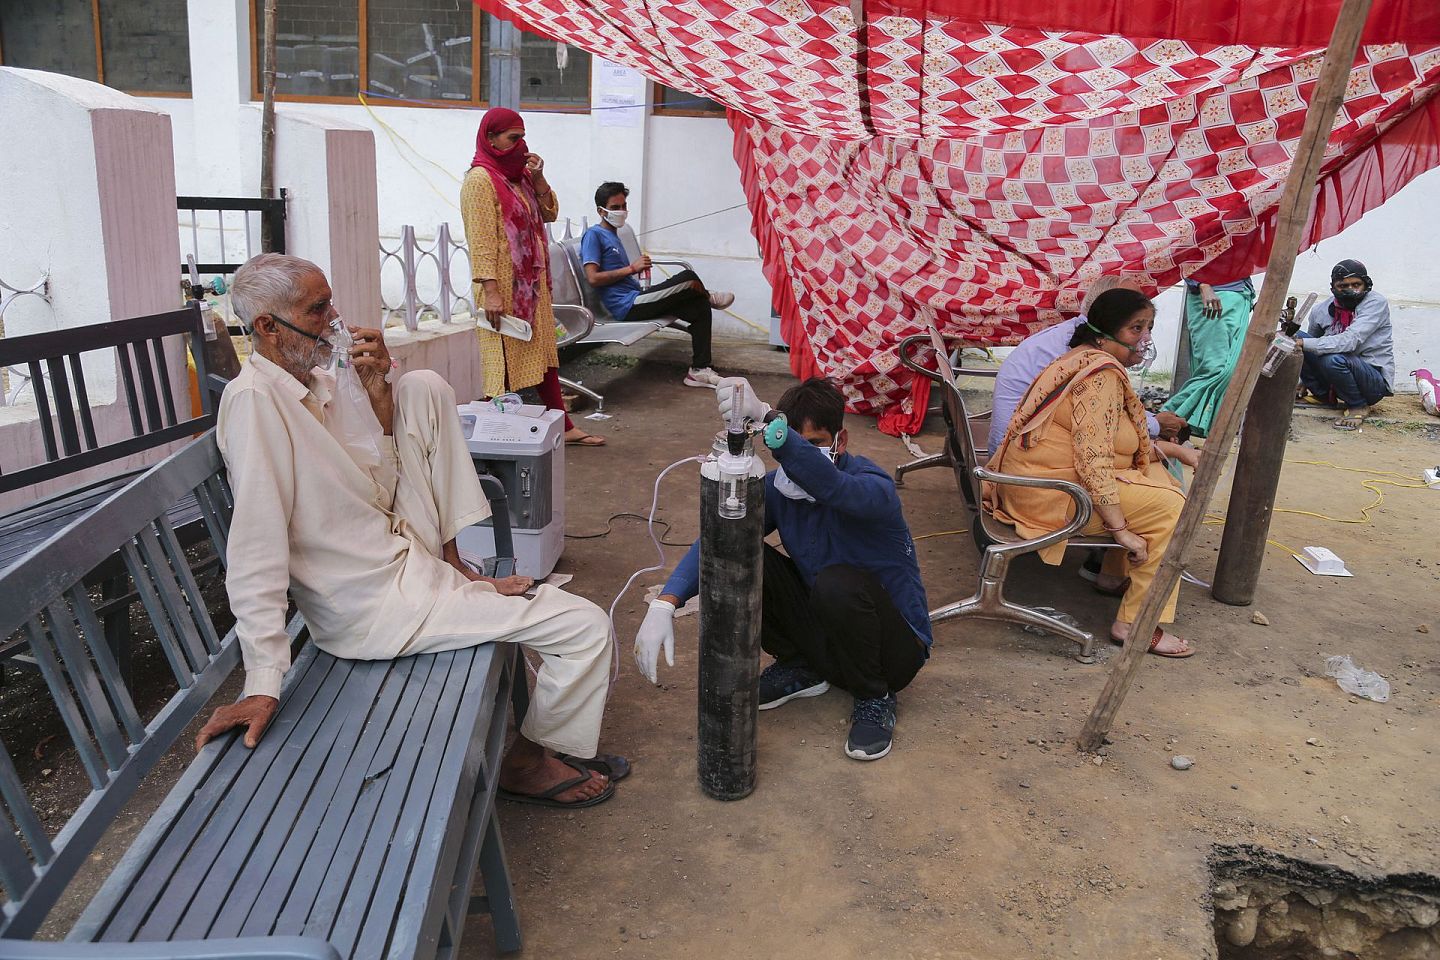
left=0, top=305, right=219, bottom=677
left=898, top=334, right=1121, bottom=659
left=0, top=433, right=524, bottom=958
left=0, top=303, right=214, bottom=496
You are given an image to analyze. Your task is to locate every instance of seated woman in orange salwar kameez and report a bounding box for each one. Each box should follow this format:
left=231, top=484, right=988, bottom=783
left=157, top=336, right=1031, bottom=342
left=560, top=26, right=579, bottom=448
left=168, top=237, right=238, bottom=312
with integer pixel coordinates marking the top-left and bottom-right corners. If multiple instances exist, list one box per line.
left=985, top=288, right=1193, bottom=658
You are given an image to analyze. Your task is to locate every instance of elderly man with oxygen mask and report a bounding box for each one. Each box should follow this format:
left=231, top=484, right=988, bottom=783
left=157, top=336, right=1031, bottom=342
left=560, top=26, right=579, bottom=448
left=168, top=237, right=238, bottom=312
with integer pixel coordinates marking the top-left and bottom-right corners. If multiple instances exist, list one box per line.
left=197, top=253, right=623, bottom=809
left=635, top=377, right=932, bottom=761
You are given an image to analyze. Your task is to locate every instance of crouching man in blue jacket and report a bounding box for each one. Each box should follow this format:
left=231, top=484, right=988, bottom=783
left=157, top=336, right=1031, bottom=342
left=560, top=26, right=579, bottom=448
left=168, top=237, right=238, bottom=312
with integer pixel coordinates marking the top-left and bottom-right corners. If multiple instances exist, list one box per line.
left=634, top=376, right=931, bottom=760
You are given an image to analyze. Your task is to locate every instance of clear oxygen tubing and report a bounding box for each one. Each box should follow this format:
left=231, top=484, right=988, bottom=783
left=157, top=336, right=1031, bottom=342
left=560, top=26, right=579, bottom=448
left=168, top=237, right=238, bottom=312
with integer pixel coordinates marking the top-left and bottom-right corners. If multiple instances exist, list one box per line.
left=518, top=452, right=708, bottom=685
left=604, top=454, right=709, bottom=685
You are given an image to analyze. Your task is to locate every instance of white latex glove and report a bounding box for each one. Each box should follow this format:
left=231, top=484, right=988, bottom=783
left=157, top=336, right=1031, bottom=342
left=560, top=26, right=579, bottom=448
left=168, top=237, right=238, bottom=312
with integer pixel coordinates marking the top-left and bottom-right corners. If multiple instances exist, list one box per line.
left=717, top=376, right=769, bottom=425
left=634, top=599, right=676, bottom=685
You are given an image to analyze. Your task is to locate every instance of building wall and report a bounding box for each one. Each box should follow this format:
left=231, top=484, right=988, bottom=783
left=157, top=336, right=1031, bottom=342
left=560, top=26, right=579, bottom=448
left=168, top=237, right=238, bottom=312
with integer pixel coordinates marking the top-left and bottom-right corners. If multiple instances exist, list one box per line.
left=142, top=0, right=1438, bottom=385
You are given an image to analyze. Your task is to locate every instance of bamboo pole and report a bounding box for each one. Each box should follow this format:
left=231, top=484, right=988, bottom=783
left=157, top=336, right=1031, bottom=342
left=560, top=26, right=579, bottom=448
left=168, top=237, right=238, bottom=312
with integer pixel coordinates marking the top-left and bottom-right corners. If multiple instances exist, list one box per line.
left=1077, top=0, right=1375, bottom=753
left=259, top=0, right=278, bottom=251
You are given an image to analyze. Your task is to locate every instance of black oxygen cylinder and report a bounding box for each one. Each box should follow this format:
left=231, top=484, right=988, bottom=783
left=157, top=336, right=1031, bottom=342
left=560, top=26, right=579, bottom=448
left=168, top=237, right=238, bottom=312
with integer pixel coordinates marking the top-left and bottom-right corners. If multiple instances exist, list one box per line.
left=696, top=469, right=765, bottom=800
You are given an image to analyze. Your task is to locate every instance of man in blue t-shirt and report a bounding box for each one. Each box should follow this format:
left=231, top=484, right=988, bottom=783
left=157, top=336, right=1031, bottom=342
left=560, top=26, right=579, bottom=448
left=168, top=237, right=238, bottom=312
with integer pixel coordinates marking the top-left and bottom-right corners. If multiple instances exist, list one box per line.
left=632, top=377, right=931, bottom=762
left=580, top=181, right=734, bottom=388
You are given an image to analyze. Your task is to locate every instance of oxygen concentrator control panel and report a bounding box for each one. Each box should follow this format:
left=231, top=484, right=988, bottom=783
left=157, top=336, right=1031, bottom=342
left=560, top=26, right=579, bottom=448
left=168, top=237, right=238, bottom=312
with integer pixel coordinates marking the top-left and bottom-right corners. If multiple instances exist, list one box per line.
left=456, top=402, right=558, bottom=449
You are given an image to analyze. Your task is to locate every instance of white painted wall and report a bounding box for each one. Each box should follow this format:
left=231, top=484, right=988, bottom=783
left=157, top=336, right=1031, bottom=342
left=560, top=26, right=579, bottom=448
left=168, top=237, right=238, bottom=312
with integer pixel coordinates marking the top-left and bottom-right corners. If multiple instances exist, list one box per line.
left=0, top=67, right=189, bottom=513
left=145, top=0, right=1439, bottom=384
left=1141, top=165, right=1440, bottom=390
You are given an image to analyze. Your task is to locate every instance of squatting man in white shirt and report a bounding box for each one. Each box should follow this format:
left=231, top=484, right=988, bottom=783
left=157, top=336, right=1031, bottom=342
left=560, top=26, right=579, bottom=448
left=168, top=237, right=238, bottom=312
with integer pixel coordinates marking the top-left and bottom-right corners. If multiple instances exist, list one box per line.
left=195, top=253, right=624, bottom=809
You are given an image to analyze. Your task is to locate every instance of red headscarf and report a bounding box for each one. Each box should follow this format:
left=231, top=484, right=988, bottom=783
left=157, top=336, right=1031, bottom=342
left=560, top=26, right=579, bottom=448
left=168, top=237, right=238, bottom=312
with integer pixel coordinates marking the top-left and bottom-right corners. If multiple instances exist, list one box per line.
left=470, top=108, right=548, bottom=323
left=471, top=107, right=529, bottom=181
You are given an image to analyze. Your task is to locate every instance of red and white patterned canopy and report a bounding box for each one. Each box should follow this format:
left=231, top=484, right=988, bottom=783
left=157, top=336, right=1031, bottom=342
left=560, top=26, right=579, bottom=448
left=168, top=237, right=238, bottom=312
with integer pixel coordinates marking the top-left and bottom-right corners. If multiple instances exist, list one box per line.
left=479, top=0, right=1440, bottom=432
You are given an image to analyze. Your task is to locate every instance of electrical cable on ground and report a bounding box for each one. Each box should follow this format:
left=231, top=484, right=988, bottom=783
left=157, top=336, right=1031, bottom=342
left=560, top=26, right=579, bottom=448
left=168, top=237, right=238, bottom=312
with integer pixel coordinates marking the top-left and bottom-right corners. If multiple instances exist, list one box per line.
left=566, top=511, right=694, bottom=546
left=605, top=455, right=707, bottom=685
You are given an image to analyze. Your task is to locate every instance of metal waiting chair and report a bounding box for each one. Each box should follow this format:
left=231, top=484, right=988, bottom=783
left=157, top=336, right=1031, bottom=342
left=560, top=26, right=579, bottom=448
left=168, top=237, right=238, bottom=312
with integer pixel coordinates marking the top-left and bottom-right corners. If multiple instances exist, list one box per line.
left=898, top=334, right=1122, bottom=659
left=895, top=349, right=997, bottom=486
left=547, top=240, right=606, bottom=413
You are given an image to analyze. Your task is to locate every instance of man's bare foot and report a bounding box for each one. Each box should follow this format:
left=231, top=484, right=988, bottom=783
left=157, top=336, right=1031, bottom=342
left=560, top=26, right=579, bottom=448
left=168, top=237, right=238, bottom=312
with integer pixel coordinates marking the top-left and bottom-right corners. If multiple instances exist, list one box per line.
left=564, top=427, right=606, bottom=446
left=1110, top=620, right=1193, bottom=657
left=484, top=574, right=535, bottom=596
left=501, top=741, right=610, bottom=804
left=440, top=540, right=533, bottom=593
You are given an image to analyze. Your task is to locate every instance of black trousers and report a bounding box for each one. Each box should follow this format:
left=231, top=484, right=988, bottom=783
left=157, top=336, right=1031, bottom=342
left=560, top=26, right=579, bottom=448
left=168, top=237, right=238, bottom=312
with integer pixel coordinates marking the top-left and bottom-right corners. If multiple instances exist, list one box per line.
left=761, top=545, right=926, bottom=700
left=623, top=269, right=713, bottom=369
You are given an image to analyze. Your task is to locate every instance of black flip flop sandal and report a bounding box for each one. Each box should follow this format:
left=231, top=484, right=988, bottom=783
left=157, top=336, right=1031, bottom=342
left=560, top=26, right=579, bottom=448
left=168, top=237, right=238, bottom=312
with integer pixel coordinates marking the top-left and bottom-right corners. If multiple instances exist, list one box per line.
left=499, top=758, right=616, bottom=808
left=556, top=752, right=631, bottom=782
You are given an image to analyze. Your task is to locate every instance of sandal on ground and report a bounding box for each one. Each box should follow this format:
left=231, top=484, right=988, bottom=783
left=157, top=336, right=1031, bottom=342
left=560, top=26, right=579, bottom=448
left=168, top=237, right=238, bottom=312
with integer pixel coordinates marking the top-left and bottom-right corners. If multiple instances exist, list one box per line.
left=1093, top=575, right=1131, bottom=598
left=498, top=757, right=616, bottom=808
left=555, top=752, right=631, bottom=782
left=1109, top=627, right=1195, bottom=659
left=1333, top=410, right=1368, bottom=431
left=565, top=431, right=607, bottom=446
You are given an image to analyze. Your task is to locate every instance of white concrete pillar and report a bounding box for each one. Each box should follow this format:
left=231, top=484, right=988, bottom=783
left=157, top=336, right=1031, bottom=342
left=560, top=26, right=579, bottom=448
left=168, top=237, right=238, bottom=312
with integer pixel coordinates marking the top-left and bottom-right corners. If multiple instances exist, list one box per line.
left=0, top=67, right=185, bottom=512
left=269, top=110, right=383, bottom=326
left=0, top=67, right=181, bottom=336
left=184, top=0, right=253, bottom=195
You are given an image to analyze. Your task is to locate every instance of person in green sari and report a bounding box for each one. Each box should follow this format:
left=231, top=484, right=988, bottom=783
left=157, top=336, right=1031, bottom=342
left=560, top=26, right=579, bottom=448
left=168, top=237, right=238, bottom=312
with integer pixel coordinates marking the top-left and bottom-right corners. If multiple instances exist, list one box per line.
left=1163, top=277, right=1255, bottom=437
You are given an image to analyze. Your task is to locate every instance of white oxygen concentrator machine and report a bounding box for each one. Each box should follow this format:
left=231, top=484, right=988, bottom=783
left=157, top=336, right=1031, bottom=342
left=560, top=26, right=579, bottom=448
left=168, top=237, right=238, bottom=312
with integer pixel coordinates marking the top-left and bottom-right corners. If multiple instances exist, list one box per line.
left=455, top=401, right=565, bottom=578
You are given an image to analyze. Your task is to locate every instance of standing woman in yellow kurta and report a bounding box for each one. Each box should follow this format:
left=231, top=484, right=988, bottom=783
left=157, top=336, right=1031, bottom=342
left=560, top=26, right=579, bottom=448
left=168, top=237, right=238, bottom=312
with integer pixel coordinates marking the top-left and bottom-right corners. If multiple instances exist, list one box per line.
left=985, top=288, right=1192, bottom=658
left=461, top=108, right=605, bottom=446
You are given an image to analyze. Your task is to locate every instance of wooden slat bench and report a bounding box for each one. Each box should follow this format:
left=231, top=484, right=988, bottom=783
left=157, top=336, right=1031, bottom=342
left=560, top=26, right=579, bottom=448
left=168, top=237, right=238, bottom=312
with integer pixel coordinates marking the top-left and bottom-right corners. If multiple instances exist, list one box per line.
left=0, top=433, right=523, bottom=958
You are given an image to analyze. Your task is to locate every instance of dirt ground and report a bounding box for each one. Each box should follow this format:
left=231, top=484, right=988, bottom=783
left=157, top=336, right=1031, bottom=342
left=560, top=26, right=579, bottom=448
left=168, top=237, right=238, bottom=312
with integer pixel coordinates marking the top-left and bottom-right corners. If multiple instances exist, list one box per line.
left=10, top=334, right=1435, bottom=957
left=472, top=336, right=1439, bottom=959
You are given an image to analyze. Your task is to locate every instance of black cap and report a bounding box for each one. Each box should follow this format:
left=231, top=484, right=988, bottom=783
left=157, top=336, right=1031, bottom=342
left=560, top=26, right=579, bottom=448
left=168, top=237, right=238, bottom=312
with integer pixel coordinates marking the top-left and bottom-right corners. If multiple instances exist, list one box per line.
left=1331, top=259, right=1368, bottom=284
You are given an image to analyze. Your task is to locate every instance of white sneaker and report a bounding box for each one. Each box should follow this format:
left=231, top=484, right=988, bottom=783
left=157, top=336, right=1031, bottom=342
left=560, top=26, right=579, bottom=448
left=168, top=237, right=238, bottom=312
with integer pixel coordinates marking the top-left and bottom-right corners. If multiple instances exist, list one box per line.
left=708, top=291, right=735, bottom=310
left=684, top=367, right=722, bottom=388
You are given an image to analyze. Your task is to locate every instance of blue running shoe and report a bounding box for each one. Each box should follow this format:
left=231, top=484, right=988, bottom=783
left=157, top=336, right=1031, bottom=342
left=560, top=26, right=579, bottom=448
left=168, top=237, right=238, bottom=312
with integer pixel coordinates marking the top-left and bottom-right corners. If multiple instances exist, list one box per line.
left=845, top=693, right=897, bottom=760
left=757, top=662, right=829, bottom=710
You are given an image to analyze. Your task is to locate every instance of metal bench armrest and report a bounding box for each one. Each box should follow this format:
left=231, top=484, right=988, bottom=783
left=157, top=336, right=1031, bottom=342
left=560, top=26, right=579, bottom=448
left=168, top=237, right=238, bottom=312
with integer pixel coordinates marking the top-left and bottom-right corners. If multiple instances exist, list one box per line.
left=552, top=304, right=595, bottom=350
left=0, top=939, right=340, bottom=960
left=899, top=333, right=999, bottom=385
left=973, top=466, right=1095, bottom=554
left=648, top=258, right=695, bottom=273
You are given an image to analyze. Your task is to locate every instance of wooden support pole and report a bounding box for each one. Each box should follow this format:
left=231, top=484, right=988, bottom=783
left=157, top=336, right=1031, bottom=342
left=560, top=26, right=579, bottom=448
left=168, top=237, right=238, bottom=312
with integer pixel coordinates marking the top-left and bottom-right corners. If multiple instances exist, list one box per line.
left=259, top=0, right=278, bottom=251
left=1211, top=345, right=1305, bottom=606
left=1077, top=0, right=1375, bottom=753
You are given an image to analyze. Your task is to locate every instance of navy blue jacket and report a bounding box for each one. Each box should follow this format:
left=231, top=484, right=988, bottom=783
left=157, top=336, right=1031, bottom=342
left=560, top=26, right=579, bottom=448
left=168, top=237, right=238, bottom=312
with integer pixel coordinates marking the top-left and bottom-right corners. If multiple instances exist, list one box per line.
left=662, top=430, right=932, bottom=649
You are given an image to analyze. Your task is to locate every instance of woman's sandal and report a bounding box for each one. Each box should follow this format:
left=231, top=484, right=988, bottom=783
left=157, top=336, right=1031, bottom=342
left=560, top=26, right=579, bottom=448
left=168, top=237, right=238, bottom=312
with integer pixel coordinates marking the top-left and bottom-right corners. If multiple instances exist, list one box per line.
left=1093, top=576, right=1131, bottom=598
left=565, top=431, right=607, bottom=446
left=1110, top=627, right=1195, bottom=658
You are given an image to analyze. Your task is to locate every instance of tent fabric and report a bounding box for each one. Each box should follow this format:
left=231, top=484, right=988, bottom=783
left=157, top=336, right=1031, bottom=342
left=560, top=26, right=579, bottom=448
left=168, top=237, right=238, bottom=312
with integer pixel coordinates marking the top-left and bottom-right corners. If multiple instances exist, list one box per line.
left=478, top=0, right=1440, bottom=432
left=871, top=1, right=1440, bottom=48
left=731, top=41, right=1440, bottom=433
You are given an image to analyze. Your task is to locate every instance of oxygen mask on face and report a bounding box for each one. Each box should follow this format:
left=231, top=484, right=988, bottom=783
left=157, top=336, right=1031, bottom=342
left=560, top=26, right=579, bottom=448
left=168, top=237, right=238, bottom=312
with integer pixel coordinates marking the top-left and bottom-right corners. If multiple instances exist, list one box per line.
left=321, top=316, right=384, bottom=468
left=320, top=317, right=351, bottom=372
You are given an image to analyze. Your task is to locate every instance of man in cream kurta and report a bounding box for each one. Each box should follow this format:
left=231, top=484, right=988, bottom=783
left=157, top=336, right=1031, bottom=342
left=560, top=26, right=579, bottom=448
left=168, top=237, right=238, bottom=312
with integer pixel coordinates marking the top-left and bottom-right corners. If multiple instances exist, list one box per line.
left=196, top=253, right=615, bottom=806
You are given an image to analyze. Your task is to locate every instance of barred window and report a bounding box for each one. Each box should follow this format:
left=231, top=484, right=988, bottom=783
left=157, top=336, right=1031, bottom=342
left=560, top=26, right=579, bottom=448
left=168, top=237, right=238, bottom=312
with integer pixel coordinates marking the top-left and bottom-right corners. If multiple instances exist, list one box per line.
left=654, top=84, right=726, bottom=116
left=0, top=0, right=192, bottom=94
left=519, top=33, right=589, bottom=109
left=250, top=2, right=588, bottom=109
